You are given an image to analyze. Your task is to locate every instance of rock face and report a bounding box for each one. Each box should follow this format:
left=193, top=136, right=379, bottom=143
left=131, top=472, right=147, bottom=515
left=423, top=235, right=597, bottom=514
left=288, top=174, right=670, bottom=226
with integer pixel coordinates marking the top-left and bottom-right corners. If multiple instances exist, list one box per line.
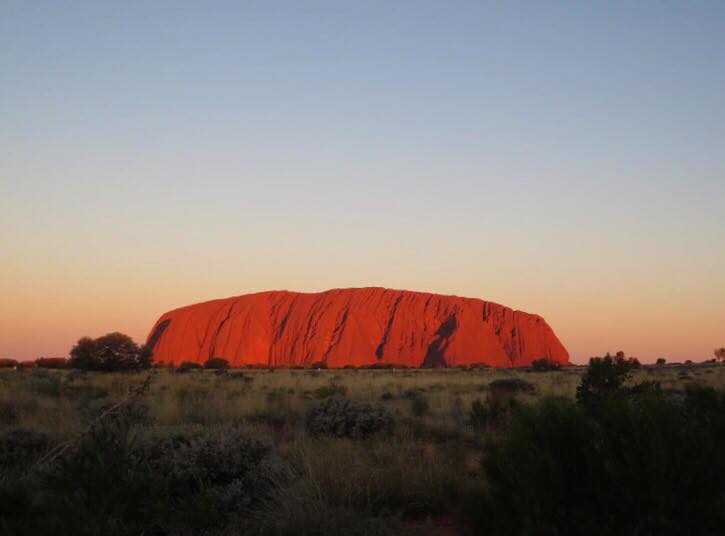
left=146, top=288, right=569, bottom=368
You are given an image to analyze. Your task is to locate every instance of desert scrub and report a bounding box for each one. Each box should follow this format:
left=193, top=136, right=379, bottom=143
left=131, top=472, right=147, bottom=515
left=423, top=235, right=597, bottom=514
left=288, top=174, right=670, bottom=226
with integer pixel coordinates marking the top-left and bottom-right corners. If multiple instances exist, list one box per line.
left=133, top=424, right=287, bottom=512
left=469, top=398, right=489, bottom=431
left=313, top=381, right=348, bottom=399
left=0, top=419, right=286, bottom=536
left=248, top=437, right=457, bottom=535
left=305, top=396, right=394, bottom=439
left=25, top=370, right=63, bottom=397
left=0, top=427, right=52, bottom=475
left=410, top=395, right=431, bottom=417
left=473, top=380, right=725, bottom=535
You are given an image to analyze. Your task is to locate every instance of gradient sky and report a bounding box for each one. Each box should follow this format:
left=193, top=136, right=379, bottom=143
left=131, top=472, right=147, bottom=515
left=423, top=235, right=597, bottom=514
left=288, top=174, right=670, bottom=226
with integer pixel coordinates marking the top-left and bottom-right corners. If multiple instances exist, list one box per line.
left=1, top=1, right=724, bottom=363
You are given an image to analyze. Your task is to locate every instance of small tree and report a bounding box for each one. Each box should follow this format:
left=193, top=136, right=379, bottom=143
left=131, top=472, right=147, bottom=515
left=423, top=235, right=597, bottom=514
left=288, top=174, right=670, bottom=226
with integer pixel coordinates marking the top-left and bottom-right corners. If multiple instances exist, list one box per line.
left=576, top=353, right=640, bottom=410
left=656, top=357, right=666, bottom=366
left=715, top=348, right=725, bottom=362
left=69, top=332, right=150, bottom=372
left=204, top=357, right=230, bottom=370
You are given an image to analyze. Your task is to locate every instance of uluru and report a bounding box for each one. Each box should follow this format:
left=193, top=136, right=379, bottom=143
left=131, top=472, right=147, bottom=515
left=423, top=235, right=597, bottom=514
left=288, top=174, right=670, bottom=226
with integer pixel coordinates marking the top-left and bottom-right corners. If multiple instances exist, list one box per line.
left=146, top=288, right=569, bottom=368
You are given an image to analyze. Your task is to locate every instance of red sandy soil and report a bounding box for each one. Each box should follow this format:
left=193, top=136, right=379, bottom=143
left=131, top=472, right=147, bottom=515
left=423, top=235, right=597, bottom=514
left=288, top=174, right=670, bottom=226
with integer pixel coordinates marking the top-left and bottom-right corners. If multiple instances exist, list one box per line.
left=147, top=287, right=569, bottom=368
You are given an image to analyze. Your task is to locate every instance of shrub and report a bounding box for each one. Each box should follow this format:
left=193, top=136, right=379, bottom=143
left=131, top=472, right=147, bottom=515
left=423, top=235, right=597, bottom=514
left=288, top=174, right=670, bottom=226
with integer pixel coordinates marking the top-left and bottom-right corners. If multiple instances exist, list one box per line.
left=68, top=332, right=150, bottom=372
left=530, top=358, right=561, bottom=372
left=227, top=370, right=252, bottom=382
left=469, top=398, right=489, bottom=431
left=0, top=358, right=18, bottom=368
left=306, top=396, right=394, bottom=439
left=715, top=347, right=725, bottom=361
left=410, top=396, right=430, bottom=417
left=575, top=352, right=640, bottom=410
left=0, top=419, right=285, bottom=535
left=204, top=357, right=230, bottom=370
left=488, top=378, right=535, bottom=394
left=402, top=387, right=426, bottom=399
left=34, top=357, right=68, bottom=369
left=656, top=357, right=666, bottom=366
left=134, top=425, right=286, bottom=514
left=0, top=428, right=52, bottom=475
left=176, top=361, right=203, bottom=373
left=26, top=370, right=62, bottom=396
left=0, top=401, right=19, bottom=426
left=472, top=359, right=725, bottom=536
left=314, top=382, right=348, bottom=399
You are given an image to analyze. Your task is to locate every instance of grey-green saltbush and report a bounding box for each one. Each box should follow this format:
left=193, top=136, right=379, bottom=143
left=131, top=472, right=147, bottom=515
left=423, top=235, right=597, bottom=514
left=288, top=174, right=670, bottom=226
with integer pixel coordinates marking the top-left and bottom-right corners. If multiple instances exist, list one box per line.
left=305, top=396, right=394, bottom=439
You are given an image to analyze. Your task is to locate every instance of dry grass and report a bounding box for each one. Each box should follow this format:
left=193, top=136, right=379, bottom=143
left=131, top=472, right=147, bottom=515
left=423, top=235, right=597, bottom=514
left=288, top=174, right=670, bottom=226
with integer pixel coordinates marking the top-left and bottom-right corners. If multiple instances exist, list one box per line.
left=2, top=363, right=724, bottom=441
left=2, top=362, right=723, bottom=533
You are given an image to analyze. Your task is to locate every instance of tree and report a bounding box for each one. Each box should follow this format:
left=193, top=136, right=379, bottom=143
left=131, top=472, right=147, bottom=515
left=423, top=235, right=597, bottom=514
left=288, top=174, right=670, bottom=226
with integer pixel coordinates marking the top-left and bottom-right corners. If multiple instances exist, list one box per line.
left=715, top=348, right=725, bottom=362
left=656, top=357, right=666, bottom=366
left=69, top=332, right=150, bottom=371
left=575, top=352, right=641, bottom=410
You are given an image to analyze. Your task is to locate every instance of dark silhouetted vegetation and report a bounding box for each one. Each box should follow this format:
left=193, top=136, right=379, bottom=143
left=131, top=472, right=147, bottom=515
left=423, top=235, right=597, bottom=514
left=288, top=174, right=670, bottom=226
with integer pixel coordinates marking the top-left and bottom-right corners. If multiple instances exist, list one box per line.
left=34, top=357, right=68, bottom=369
left=203, top=357, right=229, bottom=370
left=471, top=356, right=725, bottom=536
left=531, top=358, right=561, bottom=371
left=68, top=332, right=150, bottom=372
left=176, top=361, right=203, bottom=373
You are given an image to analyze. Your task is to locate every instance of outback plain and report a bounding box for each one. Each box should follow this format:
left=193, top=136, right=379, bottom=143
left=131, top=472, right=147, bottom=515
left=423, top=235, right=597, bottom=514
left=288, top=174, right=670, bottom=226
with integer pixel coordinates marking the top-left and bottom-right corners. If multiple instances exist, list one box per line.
left=2, top=358, right=725, bottom=535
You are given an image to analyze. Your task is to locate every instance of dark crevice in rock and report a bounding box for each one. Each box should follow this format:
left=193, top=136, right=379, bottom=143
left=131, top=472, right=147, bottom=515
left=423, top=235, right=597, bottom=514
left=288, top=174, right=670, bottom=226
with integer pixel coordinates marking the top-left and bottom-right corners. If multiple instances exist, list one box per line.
left=209, top=304, right=234, bottom=360
left=375, top=294, right=404, bottom=360
left=146, top=319, right=171, bottom=354
left=422, top=314, right=457, bottom=368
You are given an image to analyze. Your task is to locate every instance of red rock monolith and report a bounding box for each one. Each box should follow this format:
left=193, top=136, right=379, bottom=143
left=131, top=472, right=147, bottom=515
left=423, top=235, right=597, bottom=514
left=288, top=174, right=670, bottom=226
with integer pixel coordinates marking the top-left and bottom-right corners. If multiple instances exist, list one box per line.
left=147, top=287, right=569, bottom=368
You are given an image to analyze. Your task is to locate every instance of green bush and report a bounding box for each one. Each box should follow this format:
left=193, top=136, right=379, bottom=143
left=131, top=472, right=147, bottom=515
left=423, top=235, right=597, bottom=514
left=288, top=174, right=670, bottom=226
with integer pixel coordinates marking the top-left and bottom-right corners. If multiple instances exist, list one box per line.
left=0, top=418, right=285, bottom=536
left=473, top=378, right=725, bottom=535
left=575, top=352, right=640, bottom=411
left=133, top=425, right=286, bottom=514
left=305, top=396, right=394, bottom=439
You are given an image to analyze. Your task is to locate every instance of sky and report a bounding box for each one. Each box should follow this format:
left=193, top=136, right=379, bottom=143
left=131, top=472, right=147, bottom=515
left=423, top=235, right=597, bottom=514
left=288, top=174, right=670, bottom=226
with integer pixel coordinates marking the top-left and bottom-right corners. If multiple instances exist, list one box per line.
left=1, top=1, right=724, bottom=363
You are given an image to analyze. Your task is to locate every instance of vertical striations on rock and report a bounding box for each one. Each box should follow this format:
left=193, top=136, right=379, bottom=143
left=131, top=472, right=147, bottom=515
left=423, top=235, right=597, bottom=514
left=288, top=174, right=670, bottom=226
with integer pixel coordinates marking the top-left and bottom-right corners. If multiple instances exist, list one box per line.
left=146, top=287, right=569, bottom=368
